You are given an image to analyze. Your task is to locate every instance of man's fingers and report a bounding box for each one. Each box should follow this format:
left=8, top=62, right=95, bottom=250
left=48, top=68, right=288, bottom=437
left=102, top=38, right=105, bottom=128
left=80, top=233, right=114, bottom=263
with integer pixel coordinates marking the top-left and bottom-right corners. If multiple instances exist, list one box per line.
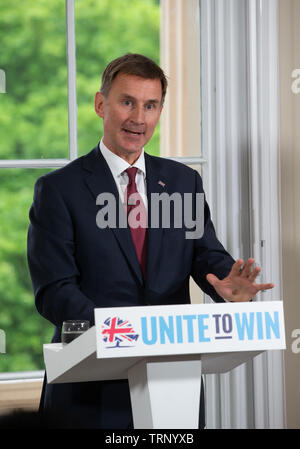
left=255, top=283, right=275, bottom=292
left=240, top=258, right=255, bottom=278
left=248, top=266, right=261, bottom=282
left=231, top=259, right=244, bottom=276
left=206, top=273, right=219, bottom=286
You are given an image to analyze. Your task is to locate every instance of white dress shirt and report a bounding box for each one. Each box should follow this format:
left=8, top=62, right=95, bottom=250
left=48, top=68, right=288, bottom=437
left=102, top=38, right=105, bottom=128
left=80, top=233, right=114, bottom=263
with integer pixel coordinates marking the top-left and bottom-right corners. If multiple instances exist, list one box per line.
left=99, top=139, right=148, bottom=209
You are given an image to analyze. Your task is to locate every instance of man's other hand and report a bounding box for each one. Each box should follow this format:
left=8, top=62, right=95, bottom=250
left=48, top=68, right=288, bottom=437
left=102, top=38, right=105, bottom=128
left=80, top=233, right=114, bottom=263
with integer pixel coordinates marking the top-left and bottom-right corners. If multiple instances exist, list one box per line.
left=206, top=258, right=274, bottom=302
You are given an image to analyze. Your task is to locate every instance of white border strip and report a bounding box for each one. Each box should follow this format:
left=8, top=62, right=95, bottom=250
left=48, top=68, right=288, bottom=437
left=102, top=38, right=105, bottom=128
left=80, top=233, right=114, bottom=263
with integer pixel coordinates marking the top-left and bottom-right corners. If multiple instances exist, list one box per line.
left=66, top=0, right=78, bottom=161
left=167, top=156, right=206, bottom=165
left=0, top=159, right=70, bottom=168
left=0, top=371, right=44, bottom=382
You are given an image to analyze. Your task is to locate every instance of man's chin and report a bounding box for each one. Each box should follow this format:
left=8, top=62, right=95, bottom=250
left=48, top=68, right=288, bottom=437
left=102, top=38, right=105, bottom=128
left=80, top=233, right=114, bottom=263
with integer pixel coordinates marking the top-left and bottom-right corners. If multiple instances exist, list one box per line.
left=112, top=143, right=144, bottom=162
left=119, top=141, right=144, bottom=156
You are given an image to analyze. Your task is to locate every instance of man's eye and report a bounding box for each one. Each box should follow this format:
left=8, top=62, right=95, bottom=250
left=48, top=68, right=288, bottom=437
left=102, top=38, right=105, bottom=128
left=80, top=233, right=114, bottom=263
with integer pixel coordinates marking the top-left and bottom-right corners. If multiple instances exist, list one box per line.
left=124, top=100, right=132, bottom=106
left=146, top=104, right=154, bottom=110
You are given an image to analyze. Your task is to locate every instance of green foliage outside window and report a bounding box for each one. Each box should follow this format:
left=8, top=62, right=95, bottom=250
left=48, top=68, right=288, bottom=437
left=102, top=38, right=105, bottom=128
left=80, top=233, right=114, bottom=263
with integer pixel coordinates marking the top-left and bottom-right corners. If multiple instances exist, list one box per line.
left=0, top=0, right=160, bottom=372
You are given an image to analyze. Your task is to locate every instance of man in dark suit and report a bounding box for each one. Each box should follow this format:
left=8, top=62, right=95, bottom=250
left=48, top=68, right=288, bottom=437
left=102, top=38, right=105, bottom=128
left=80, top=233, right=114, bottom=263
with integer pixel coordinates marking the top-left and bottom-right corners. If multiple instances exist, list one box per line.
left=27, top=53, right=274, bottom=428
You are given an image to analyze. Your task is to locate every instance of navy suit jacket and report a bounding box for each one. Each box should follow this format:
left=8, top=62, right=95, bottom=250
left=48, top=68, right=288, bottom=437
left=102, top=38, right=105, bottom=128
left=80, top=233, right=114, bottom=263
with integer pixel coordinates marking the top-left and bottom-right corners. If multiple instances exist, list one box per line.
left=27, top=145, right=234, bottom=428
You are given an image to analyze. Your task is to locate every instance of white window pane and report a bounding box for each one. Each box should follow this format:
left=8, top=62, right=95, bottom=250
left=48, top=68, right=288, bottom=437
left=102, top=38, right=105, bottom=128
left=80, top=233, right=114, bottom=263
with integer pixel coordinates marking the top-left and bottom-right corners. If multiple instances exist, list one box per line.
left=0, top=1, right=69, bottom=160
left=75, top=0, right=160, bottom=157
left=0, top=168, right=53, bottom=372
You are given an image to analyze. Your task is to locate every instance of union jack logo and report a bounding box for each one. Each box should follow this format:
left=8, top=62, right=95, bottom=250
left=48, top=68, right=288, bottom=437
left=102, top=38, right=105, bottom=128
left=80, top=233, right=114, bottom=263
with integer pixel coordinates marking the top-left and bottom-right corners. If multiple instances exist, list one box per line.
left=101, top=316, right=139, bottom=348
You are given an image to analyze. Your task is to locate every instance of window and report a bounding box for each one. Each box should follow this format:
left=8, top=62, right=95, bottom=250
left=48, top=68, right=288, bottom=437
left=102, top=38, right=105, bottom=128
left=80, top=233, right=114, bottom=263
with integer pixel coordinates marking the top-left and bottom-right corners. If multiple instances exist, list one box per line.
left=75, top=0, right=161, bottom=157
left=0, top=169, right=53, bottom=372
left=0, top=0, right=204, bottom=378
left=0, top=1, right=68, bottom=160
left=0, top=0, right=160, bottom=375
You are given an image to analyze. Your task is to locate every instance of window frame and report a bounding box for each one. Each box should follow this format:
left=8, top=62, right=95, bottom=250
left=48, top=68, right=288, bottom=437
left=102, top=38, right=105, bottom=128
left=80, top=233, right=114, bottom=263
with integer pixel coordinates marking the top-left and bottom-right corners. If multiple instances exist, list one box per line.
left=0, top=0, right=204, bottom=383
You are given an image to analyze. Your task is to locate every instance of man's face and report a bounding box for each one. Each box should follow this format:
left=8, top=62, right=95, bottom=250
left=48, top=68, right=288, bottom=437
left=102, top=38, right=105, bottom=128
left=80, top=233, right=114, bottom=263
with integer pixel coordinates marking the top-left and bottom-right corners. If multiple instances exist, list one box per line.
left=95, top=73, right=163, bottom=163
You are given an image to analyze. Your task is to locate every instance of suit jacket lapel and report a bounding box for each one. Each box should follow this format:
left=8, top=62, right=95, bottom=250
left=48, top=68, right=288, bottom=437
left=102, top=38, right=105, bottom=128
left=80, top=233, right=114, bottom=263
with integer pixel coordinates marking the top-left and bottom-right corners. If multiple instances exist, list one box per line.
left=82, top=147, right=144, bottom=285
left=144, top=153, right=169, bottom=286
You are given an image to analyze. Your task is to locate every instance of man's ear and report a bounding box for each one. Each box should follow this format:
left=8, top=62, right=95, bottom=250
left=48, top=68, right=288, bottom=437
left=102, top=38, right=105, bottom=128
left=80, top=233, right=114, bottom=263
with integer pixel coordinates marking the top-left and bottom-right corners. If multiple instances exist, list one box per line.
left=95, top=91, right=106, bottom=118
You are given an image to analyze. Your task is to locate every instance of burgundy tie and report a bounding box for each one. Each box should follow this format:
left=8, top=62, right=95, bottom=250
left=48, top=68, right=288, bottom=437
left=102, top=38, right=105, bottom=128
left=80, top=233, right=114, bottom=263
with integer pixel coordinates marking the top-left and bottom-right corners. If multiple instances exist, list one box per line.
left=125, top=167, right=147, bottom=279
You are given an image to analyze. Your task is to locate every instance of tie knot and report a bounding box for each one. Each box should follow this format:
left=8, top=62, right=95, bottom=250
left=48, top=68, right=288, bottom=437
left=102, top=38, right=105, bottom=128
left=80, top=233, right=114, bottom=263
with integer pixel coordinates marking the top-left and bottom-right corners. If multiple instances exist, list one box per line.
left=126, top=167, right=138, bottom=184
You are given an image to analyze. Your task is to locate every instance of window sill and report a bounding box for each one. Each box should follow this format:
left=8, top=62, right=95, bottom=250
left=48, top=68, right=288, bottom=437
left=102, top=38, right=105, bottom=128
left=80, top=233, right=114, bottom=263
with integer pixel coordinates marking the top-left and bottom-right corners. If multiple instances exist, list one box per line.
left=0, top=372, right=44, bottom=416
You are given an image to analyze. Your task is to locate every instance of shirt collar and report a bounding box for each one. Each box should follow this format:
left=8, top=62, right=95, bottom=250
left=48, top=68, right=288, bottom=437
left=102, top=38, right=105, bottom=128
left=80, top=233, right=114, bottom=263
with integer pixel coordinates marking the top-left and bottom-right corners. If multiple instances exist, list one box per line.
left=99, top=139, right=146, bottom=178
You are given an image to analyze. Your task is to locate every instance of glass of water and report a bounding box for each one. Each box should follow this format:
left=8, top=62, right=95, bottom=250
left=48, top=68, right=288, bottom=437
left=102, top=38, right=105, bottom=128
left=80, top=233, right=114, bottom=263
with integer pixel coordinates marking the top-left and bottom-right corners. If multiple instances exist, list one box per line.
left=61, top=320, right=90, bottom=345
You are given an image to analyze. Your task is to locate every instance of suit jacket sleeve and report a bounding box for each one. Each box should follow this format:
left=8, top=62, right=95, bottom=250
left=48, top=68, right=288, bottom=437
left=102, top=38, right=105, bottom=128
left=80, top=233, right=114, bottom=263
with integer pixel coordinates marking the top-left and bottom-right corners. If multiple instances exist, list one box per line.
left=191, top=170, right=235, bottom=302
left=27, top=175, right=95, bottom=328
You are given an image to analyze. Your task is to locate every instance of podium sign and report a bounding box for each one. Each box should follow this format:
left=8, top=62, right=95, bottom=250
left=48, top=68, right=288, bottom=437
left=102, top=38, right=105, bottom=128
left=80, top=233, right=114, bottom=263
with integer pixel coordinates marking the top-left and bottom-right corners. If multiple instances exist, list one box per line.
left=44, top=301, right=285, bottom=428
left=95, top=301, right=286, bottom=359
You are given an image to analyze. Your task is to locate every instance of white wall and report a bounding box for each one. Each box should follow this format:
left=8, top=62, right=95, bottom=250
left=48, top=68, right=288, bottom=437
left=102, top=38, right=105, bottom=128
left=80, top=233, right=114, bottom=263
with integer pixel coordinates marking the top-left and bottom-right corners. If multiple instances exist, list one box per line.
left=279, top=0, right=300, bottom=429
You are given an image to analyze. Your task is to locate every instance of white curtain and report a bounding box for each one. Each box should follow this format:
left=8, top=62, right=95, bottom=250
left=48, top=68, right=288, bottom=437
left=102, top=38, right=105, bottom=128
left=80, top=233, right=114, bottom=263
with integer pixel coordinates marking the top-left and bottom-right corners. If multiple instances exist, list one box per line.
left=199, top=0, right=285, bottom=428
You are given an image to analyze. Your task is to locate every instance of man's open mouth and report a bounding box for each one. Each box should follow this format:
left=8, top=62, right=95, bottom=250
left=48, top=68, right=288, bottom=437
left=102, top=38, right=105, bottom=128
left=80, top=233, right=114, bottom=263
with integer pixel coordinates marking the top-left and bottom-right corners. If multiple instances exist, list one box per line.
left=122, top=128, right=144, bottom=136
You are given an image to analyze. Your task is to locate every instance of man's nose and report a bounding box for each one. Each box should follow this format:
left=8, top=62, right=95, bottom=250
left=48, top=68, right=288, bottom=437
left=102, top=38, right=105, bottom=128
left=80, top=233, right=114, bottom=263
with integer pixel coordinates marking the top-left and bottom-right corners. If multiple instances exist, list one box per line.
left=130, top=105, right=145, bottom=124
